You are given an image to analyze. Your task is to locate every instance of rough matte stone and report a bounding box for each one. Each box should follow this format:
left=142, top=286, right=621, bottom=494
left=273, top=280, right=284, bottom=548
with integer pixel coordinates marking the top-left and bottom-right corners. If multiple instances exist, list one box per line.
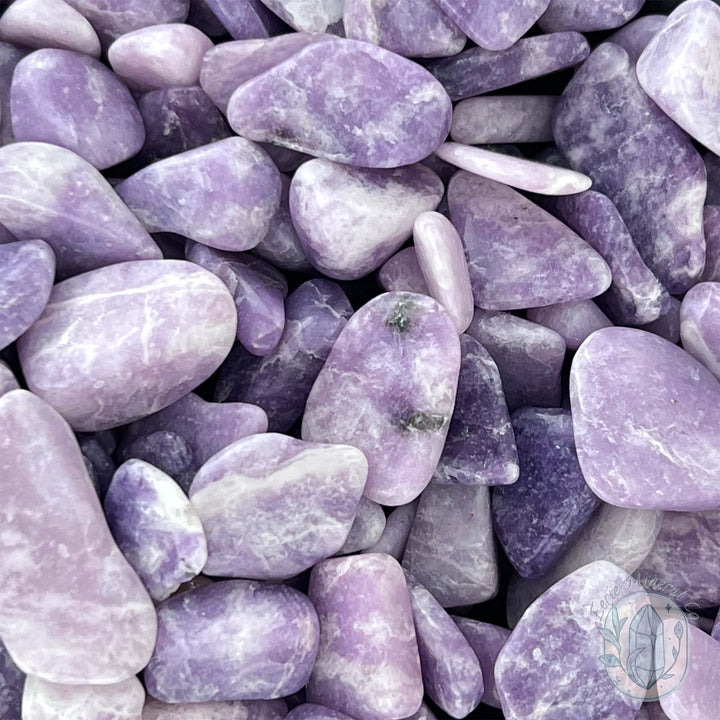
left=702, top=206, right=720, bottom=282
left=539, top=0, right=645, bottom=32
left=527, top=300, right=612, bottom=351
left=142, top=698, right=288, bottom=720
left=680, top=282, right=720, bottom=381
left=256, top=0, right=342, bottom=32
left=607, top=14, right=666, bottom=62
left=364, top=500, right=417, bottom=560
left=0, top=638, right=24, bottom=720
left=0, top=42, right=26, bottom=145
left=0, top=360, right=19, bottom=398
left=377, top=247, right=429, bottom=295
left=336, top=498, right=385, bottom=555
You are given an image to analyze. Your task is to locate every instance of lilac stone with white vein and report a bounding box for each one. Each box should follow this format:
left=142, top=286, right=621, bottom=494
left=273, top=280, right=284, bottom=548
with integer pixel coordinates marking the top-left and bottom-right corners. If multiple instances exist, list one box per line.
left=641, top=296, right=682, bottom=344
left=303, top=292, right=460, bottom=506
left=364, top=500, right=417, bottom=560
left=0, top=42, right=26, bottom=145
left=227, top=38, right=452, bottom=169
left=377, top=247, right=429, bottom=295
left=527, top=300, right=612, bottom=351
left=117, top=138, right=281, bottom=253
left=680, top=282, right=720, bottom=381
left=0, top=360, right=19, bottom=398
left=142, top=698, right=288, bottom=720
left=539, top=0, right=645, bottom=32
left=608, top=14, right=667, bottom=62
left=336, top=498, right=385, bottom=555
left=0, top=638, right=24, bottom=720
left=0, top=390, right=157, bottom=684
left=257, top=0, right=343, bottom=32
left=702, top=206, right=720, bottom=282
left=145, top=580, right=319, bottom=702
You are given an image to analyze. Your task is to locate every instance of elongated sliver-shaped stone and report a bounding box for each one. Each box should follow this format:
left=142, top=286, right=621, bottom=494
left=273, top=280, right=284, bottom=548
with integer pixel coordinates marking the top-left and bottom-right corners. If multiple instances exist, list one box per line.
left=143, top=698, right=288, bottom=720
left=527, top=300, right=612, bottom=351
left=539, top=0, right=644, bottom=32
left=378, top=247, right=429, bottom=294
left=364, top=500, right=417, bottom=559
left=256, top=0, right=342, bottom=32
left=286, top=706, right=354, bottom=720
left=607, top=14, right=666, bottom=62
left=702, top=206, right=720, bottom=282
left=706, top=152, right=720, bottom=204
left=227, top=38, right=452, bottom=168
left=18, top=259, right=236, bottom=431
left=0, top=639, right=24, bottom=720
left=680, top=282, right=720, bottom=381
left=308, top=554, right=423, bottom=720
left=0, top=390, right=156, bottom=683
left=337, top=498, right=385, bottom=555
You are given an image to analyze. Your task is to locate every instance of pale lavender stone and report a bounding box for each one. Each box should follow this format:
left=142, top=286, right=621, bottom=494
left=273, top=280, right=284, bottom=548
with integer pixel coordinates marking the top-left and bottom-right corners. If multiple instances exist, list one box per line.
left=0, top=360, right=19, bottom=398
left=344, top=0, right=465, bottom=58
left=705, top=152, right=720, bottom=205
left=403, top=483, right=498, bottom=607
left=702, top=206, right=720, bottom=281
left=303, top=292, right=460, bottom=506
left=448, top=172, right=611, bottom=311
left=377, top=247, right=429, bottom=295
left=291, top=159, right=443, bottom=280
left=0, top=142, right=160, bottom=277
left=227, top=38, right=452, bottom=169
left=0, top=639, right=24, bottom=720
left=0, top=42, right=25, bottom=145
left=117, top=138, right=281, bottom=252
left=571, top=327, right=720, bottom=511
left=539, top=0, right=645, bottom=32
left=0, top=0, right=101, bottom=56
left=336, top=498, right=385, bottom=555
left=607, top=14, right=667, bottom=62
left=0, top=390, right=157, bottom=683
left=428, top=32, right=590, bottom=101
left=680, top=282, right=720, bottom=381
left=190, top=433, right=368, bottom=580
left=78, top=432, right=117, bottom=496
left=364, top=500, right=417, bottom=560
left=146, top=580, right=319, bottom=702
left=641, top=296, right=682, bottom=344
left=215, top=279, right=353, bottom=432
left=18, top=259, right=236, bottom=431
left=257, top=0, right=343, bottom=32
left=307, top=554, right=423, bottom=720
left=202, top=0, right=270, bottom=40
left=285, top=706, right=354, bottom=720
left=554, top=43, right=706, bottom=294
left=143, top=698, right=288, bottom=720
left=527, top=300, right=612, bottom=351
left=11, top=49, right=145, bottom=169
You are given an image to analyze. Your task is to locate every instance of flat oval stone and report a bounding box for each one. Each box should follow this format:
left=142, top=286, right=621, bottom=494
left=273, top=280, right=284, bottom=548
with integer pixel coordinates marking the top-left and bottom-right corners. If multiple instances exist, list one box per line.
left=307, top=554, right=423, bottom=720
left=0, top=42, right=26, bottom=145
left=539, top=0, right=645, bottom=32
left=119, top=431, right=196, bottom=493
left=202, top=0, right=270, bottom=39
left=0, top=142, right=160, bottom=277
left=143, top=698, right=288, bottom=720
left=703, top=205, right=720, bottom=282
left=364, top=500, right=417, bottom=559
left=227, top=38, right=452, bottom=168
left=336, top=498, right=385, bottom=555
left=608, top=14, right=667, bottom=63
left=571, top=327, right=720, bottom=511
left=680, top=282, right=720, bottom=381
left=527, top=300, right=612, bottom=351
left=303, top=292, right=461, bottom=506
left=0, top=638, right=24, bottom=720
left=145, top=580, right=319, bottom=702
left=256, top=0, right=342, bottom=32
left=290, top=159, right=443, bottom=280
left=0, top=390, right=157, bottom=683
left=18, top=259, right=236, bottom=431
left=377, top=247, right=429, bottom=294
left=0, top=360, right=20, bottom=398
left=448, top=171, right=611, bottom=311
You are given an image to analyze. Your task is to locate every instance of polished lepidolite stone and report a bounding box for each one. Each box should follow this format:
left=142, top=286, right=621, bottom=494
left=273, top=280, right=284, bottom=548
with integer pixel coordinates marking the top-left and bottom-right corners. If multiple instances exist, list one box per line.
left=117, top=138, right=281, bottom=253
left=377, top=248, right=429, bottom=294
left=0, top=360, right=19, bottom=398
left=143, top=698, right=288, bottom=720
left=256, top=0, right=342, bottom=32
left=571, top=327, right=720, bottom=510
left=527, top=300, right=612, bottom=351
left=188, top=0, right=227, bottom=39
left=607, top=14, right=667, bottom=61
left=290, top=159, right=443, bottom=280
left=539, top=0, right=644, bottom=31
left=428, top=31, right=589, bottom=101
left=403, top=483, right=498, bottom=607
left=702, top=206, right=720, bottom=281
left=11, top=48, right=145, bottom=169
left=680, top=282, right=720, bottom=381
left=0, top=638, right=24, bottom=720
left=705, top=152, right=720, bottom=204
left=0, top=142, right=160, bottom=277
left=448, top=171, right=610, bottom=310
left=78, top=432, right=117, bottom=496
left=286, top=706, right=354, bottom=720
left=641, top=296, right=682, bottom=344
left=364, top=500, right=417, bottom=559
left=554, top=43, right=706, bottom=294
left=227, top=38, right=452, bottom=168
left=307, top=554, right=423, bottom=720
left=202, top=0, right=271, bottom=39
left=190, top=433, right=368, bottom=580
left=0, top=390, right=156, bottom=684
left=119, top=431, right=195, bottom=493
left=145, top=580, right=319, bottom=702
left=18, top=259, right=236, bottom=431
left=0, top=240, right=55, bottom=351
left=215, top=279, right=353, bottom=432
left=0, top=43, right=26, bottom=146
left=336, top=498, right=385, bottom=555
left=303, top=292, right=460, bottom=506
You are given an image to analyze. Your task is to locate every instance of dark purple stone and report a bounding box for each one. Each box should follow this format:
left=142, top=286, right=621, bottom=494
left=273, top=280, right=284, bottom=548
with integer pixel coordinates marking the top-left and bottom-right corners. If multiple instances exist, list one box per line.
left=0, top=42, right=26, bottom=145
left=202, top=0, right=272, bottom=38
left=0, top=638, right=24, bottom=720
left=78, top=433, right=117, bottom=497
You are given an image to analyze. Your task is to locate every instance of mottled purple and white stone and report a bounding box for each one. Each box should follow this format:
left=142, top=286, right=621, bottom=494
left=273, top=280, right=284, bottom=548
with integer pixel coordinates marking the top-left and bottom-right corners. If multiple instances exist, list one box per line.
left=403, top=483, right=498, bottom=607
left=554, top=43, right=706, bottom=294
left=0, top=390, right=157, bottom=684
left=227, top=38, right=452, bottom=168
left=680, top=282, right=720, bottom=381
left=0, top=360, right=19, bottom=398
left=201, top=0, right=271, bottom=40
left=377, top=247, right=429, bottom=295
left=117, top=138, right=281, bottom=253
left=336, top=498, right=385, bottom=555
left=0, top=142, right=160, bottom=277
left=143, top=698, right=288, bottom=720
left=285, top=706, right=354, bottom=720
left=0, top=638, right=24, bottom=720
left=18, top=259, right=236, bottom=431
left=607, top=14, right=667, bottom=62
left=571, top=327, right=720, bottom=511
left=539, top=0, right=645, bottom=32
left=146, top=580, right=319, bottom=702
left=702, top=206, right=720, bottom=282
left=364, top=500, right=417, bottom=559
left=307, top=554, right=423, bottom=720
left=256, top=0, right=342, bottom=32
left=303, top=292, right=460, bottom=506
left=290, top=159, right=443, bottom=280
left=527, top=300, right=612, bottom=351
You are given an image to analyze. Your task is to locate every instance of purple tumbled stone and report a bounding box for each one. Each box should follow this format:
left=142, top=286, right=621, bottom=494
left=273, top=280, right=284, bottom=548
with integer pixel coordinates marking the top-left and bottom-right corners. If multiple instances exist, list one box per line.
left=607, top=14, right=666, bottom=62
left=18, top=259, right=236, bottom=431
left=286, top=705, right=354, bottom=720
left=227, top=38, right=452, bottom=169
left=706, top=152, right=720, bottom=205
left=377, top=247, right=429, bottom=295
left=143, top=698, right=288, bottom=720
left=187, top=0, right=227, bottom=36
left=201, top=0, right=270, bottom=39
left=336, top=498, right=385, bottom=555
left=256, top=0, right=342, bottom=32
left=78, top=432, right=117, bottom=497
left=303, top=292, right=460, bottom=506
left=527, top=300, right=612, bottom=351
left=364, top=500, right=417, bottom=560
left=0, top=390, right=157, bottom=684
left=539, top=0, right=644, bottom=32
left=680, top=282, right=720, bottom=381
left=307, top=554, right=423, bottom=720
left=0, top=360, right=19, bottom=398
left=571, top=327, right=720, bottom=511
left=0, top=638, right=24, bottom=720
left=641, top=296, right=682, bottom=344
left=145, top=580, right=319, bottom=702
left=0, top=42, right=26, bottom=145
left=702, top=206, right=720, bottom=282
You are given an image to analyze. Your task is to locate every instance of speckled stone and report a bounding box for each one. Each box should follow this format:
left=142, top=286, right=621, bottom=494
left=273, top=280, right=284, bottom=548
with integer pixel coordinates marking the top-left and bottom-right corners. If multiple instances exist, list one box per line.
left=527, top=300, right=612, bottom=351
left=377, top=247, right=429, bottom=295
left=702, top=206, right=720, bottom=281
left=364, top=500, right=417, bottom=559
left=0, top=390, right=157, bottom=684
left=201, top=0, right=271, bottom=39
left=0, top=360, right=19, bottom=398
left=607, top=14, right=667, bottom=62
left=117, top=137, right=281, bottom=253
left=142, top=698, right=288, bottom=720
left=554, top=43, right=706, bottom=294
left=0, top=42, right=26, bottom=145
left=256, top=0, right=342, bottom=32
left=285, top=706, right=354, bottom=720
left=680, top=282, right=720, bottom=381
left=307, top=554, right=423, bottom=720
left=539, top=0, right=645, bottom=32
left=18, top=259, right=236, bottom=431
left=571, top=327, right=720, bottom=511
left=303, top=292, right=460, bottom=506
left=227, top=38, right=452, bottom=168
left=403, top=483, right=498, bottom=607
left=0, top=638, right=24, bottom=720
left=641, top=296, right=682, bottom=344
left=336, top=498, right=385, bottom=555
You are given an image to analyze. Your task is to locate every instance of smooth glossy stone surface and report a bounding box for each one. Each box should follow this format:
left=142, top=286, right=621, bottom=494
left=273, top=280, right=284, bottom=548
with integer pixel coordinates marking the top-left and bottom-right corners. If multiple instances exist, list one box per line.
left=143, top=698, right=288, bottom=720
left=303, top=292, right=460, bottom=506
left=540, top=0, right=644, bottom=31
left=571, top=327, right=720, bottom=511
left=403, top=483, right=498, bottom=607
left=336, top=498, right=385, bottom=555
left=215, top=279, right=353, bottom=432
left=257, top=0, right=342, bottom=32
left=607, top=14, right=666, bottom=62
left=680, top=282, right=720, bottom=381
left=554, top=43, right=706, bottom=294
left=202, top=0, right=270, bottom=39
left=190, top=434, right=368, bottom=580
left=0, top=142, right=159, bottom=277
left=364, top=500, right=417, bottom=559
left=702, top=206, right=720, bottom=281
left=0, top=638, right=24, bottom=720
left=227, top=38, right=452, bottom=168
left=0, top=390, right=156, bottom=684
left=18, top=259, right=236, bottom=431
left=448, top=172, right=610, bottom=310
left=0, top=360, right=19, bottom=398
left=291, top=159, right=443, bottom=280
left=11, top=49, right=145, bottom=169
left=527, top=300, right=612, bottom=351
left=641, top=296, right=682, bottom=344
left=307, top=554, right=423, bottom=720
left=377, top=247, right=429, bottom=294
left=428, top=32, right=589, bottom=101
left=117, top=138, right=281, bottom=252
